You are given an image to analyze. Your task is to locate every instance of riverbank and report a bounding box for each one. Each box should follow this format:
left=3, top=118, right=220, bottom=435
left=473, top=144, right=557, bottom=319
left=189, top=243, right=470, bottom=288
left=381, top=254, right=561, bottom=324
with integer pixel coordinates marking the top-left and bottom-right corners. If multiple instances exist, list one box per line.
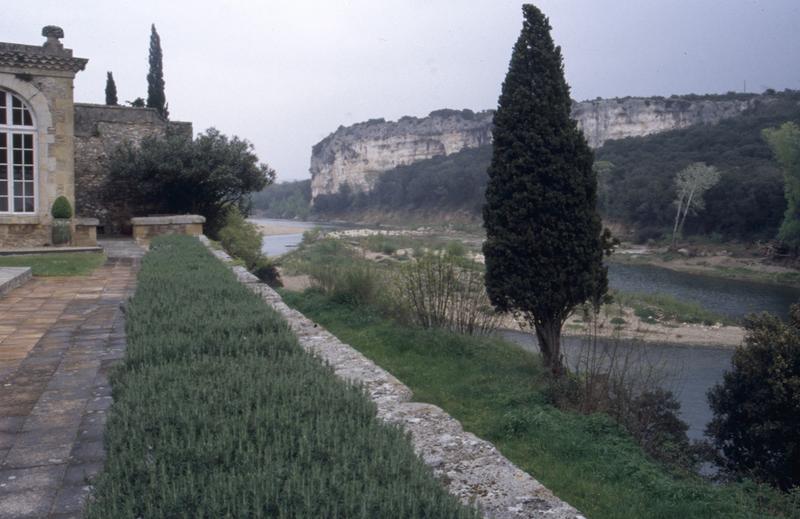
left=500, top=307, right=744, bottom=348
left=611, top=244, right=800, bottom=288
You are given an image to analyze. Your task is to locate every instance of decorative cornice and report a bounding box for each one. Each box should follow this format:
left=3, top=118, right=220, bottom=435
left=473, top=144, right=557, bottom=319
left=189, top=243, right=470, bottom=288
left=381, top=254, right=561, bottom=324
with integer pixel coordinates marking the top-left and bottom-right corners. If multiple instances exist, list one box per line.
left=0, top=43, right=87, bottom=74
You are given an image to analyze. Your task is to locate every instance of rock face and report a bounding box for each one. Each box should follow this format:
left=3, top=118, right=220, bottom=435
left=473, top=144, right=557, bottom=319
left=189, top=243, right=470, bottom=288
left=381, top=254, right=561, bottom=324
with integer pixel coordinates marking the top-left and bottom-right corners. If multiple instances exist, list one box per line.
left=572, top=96, right=753, bottom=148
left=309, top=96, right=756, bottom=202
left=310, top=109, right=493, bottom=201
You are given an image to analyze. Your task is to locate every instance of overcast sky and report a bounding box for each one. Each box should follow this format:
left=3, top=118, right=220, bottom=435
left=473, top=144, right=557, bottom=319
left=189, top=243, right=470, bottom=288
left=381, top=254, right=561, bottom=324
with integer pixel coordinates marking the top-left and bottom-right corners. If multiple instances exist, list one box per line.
left=5, top=1, right=800, bottom=181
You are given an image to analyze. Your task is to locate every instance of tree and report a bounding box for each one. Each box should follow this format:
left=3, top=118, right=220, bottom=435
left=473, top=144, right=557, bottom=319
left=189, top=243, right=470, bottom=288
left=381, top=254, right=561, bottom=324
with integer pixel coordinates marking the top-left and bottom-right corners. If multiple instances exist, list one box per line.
left=482, top=4, right=607, bottom=376
left=670, top=162, right=721, bottom=247
left=103, top=128, right=274, bottom=236
left=105, top=71, right=118, bottom=106
left=706, top=305, right=800, bottom=490
left=763, top=122, right=800, bottom=251
left=146, top=24, right=167, bottom=117
left=127, top=97, right=145, bottom=108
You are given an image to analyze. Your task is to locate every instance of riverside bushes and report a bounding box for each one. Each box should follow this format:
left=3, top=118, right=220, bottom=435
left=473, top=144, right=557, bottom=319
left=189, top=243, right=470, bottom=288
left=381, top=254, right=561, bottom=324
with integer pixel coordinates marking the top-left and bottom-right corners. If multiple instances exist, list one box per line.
left=86, top=235, right=477, bottom=518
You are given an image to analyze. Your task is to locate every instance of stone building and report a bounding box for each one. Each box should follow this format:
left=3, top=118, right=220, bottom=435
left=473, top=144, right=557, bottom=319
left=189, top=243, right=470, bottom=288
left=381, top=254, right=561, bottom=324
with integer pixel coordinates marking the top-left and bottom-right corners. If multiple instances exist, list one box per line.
left=0, top=26, right=192, bottom=247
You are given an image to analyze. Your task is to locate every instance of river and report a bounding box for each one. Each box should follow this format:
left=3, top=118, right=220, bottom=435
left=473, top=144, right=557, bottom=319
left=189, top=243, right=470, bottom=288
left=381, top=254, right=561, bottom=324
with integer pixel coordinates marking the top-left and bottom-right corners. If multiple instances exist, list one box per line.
left=257, top=219, right=799, bottom=441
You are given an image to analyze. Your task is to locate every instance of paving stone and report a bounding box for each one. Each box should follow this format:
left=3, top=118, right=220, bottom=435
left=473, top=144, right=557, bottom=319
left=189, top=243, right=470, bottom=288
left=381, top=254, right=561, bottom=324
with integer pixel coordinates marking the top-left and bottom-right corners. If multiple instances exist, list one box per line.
left=0, top=250, right=138, bottom=517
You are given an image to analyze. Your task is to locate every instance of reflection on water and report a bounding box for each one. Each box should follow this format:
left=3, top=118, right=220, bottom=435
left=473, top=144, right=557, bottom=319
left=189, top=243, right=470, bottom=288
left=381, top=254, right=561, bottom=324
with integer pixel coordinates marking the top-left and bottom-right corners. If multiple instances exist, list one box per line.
left=500, top=330, right=733, bottom=441
left=608, top=262, right=800, bottom=321
left=252, top=218, right=336, bottom=257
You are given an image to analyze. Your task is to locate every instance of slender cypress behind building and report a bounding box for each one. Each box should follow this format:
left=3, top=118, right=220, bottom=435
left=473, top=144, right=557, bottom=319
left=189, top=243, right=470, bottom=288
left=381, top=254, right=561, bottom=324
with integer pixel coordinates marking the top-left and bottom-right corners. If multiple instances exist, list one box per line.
left=146, top=24, right=167, bottom=117
left=482, top=4, right=607, bottom=376
left=105, top=71, right=118, bottom=106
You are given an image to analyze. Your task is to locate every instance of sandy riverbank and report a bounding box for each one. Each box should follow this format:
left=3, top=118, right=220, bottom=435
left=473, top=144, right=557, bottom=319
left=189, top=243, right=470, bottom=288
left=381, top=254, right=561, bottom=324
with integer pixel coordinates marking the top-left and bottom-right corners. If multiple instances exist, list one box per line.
left=612, top=245, right=800, bottom=287
left=252, top=222, right=309, bottom=236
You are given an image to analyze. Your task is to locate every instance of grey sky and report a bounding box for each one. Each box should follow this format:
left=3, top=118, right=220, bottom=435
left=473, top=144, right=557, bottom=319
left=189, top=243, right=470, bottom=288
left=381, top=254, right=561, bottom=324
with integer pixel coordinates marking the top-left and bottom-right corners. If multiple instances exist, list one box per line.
left=6, top=1, right=800, bottom=181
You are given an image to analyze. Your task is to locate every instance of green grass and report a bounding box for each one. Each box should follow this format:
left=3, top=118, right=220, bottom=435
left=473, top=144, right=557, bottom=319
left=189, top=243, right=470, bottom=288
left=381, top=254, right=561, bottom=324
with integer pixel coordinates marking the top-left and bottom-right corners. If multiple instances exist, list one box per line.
left=282, top=290, right=799, bottom=519
left=0, top=251, right=105, bottom=276
left=615, top=291, right=731, bottom=325
left=87, top=236, right=476, bottom=519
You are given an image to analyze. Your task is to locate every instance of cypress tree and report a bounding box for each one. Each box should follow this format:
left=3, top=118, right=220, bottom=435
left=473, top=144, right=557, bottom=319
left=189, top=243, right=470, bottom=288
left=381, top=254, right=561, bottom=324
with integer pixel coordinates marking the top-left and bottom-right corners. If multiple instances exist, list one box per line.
left=483, top=4, right=608, bottom=376
left=146, top=24, right=167, bottom=117
left=105, top=71, right=118, bottom=106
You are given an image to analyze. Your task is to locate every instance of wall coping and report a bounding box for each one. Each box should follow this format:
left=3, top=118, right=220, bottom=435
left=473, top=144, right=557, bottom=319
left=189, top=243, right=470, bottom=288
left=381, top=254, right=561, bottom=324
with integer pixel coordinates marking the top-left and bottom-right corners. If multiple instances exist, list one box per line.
left=131, top=215, right=205, bottom=225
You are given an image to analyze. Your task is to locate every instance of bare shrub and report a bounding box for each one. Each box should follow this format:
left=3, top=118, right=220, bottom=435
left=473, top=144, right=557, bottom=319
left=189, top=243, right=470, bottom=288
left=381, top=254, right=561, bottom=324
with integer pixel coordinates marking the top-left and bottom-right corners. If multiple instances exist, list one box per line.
left=561, top=308, right=695, bottom=468
left=398, top=254, right=499, bottom=335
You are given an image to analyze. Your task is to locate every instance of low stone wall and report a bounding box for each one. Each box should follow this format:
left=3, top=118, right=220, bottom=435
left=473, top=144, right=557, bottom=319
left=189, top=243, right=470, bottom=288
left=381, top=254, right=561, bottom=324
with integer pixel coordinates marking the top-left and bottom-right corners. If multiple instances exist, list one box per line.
left=201, top=236, right=583, bottom=519
left=0, top=222, right=49, bottom=248
left=131, top=215, right=205, bottom=247
left=73, top=217, right=99, bottom=246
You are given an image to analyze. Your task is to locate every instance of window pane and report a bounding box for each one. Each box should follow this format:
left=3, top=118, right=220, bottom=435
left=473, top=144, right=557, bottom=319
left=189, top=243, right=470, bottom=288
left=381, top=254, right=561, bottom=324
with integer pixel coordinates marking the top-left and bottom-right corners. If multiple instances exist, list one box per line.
left=14, top=181, right=22, bottom=194
left=23, top=134, right=32, bottom=148
left=0, top=197, right=7, bottom=212
left=24, top=197, right=33, bottom=212
left=0, top=181, right=6, bottom=195
left=12, top=109, right=21, bottom=126
left=0, top=133, right=5, bottom=148
left=0, top=94, right=5, bottom=108
left=12, top=134, right=20, bottom=149
left=0, top=106, right=5, bottom=125
left=23, top=149, right=32, bottom=165
left=0, top=149, right=5, bottom=165
left=23, top=181, right=33, bottom=197
left=13, top=166, right=21, bottom=180
left=0, top=165, right=6, bottom=180
left=24, top=166, right=33, bottom=181
left=11, top=96, right=20, bottom=108
left=12, top=150, right=20, bottom=164
left=23, top=110, right=32, bottom=127
left=13, top=197, right=22, bottom=212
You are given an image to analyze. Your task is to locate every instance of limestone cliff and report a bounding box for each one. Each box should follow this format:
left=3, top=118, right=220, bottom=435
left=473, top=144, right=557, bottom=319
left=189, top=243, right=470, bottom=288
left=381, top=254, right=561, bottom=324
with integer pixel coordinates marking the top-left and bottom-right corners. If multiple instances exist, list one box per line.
left=310, top=95, right=756, bottom=201
left=310, top=109, right=493, bottom=201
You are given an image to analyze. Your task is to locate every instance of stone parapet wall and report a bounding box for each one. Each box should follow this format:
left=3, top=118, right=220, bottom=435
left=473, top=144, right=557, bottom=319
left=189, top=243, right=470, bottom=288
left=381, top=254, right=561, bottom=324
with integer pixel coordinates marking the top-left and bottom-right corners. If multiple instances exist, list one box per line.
left=132, top=215, right=205, bottom=246
left=201, top=235, right=584, bottom=519
left=73, top=217, right=98, bottom=246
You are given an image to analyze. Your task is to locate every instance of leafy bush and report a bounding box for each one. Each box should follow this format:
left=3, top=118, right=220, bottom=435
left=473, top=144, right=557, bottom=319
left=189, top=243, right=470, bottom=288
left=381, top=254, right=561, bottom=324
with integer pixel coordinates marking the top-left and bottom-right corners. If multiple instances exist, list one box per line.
left=103, top=128, right=274, bottom=236
left=86, top=235, right=476, bottom=518
left=218, top=206, right=263, bottom=269
left=51, top=195, right=73, bottom=219
left=706, top=304, right=800, bottom=490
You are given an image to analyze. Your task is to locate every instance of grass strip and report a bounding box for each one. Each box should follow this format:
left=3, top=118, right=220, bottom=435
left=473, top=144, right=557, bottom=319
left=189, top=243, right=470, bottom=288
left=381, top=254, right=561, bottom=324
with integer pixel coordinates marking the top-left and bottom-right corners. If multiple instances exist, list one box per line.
left=87, top=235, right=476, bottom=519
left=0, top=251, right=105, bottom=276
left=282, top=289, right=798, bottom=519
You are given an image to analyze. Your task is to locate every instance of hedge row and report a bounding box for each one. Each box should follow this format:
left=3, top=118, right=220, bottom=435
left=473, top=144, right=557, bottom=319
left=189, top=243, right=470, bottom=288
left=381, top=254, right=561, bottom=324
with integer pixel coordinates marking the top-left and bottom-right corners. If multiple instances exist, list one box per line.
left=86, top=235, right=476, bottom=518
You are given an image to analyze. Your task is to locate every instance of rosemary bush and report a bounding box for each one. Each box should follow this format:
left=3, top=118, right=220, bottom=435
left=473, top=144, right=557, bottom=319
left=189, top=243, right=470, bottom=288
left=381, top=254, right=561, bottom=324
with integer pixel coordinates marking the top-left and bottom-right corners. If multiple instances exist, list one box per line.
left=86, top=235, right=476, bottom=519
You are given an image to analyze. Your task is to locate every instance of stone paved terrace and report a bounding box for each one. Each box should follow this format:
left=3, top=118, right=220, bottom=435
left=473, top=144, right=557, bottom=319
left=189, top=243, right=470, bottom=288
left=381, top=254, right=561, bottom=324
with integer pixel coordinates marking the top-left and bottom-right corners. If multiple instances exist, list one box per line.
left=0, top=246, right=140, bottom=518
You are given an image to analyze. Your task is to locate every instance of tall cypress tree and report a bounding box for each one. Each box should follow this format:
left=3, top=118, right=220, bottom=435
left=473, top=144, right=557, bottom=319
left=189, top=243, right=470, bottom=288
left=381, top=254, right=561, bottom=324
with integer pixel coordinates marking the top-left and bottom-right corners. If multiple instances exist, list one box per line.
left=146, top=24, right=167, bottom=117
left=483, top=4, right=607, bottom=376
left=105, top=71, right=118, bottom=106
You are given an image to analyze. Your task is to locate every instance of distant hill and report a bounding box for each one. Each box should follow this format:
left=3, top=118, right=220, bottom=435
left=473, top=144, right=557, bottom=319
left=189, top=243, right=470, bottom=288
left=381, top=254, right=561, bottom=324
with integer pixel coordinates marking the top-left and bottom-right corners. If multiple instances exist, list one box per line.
left=251, top=179, right=311, bottom=219
left=596, top=90, right=800, bottom=241
left=255, top=90, right=800, bottom=241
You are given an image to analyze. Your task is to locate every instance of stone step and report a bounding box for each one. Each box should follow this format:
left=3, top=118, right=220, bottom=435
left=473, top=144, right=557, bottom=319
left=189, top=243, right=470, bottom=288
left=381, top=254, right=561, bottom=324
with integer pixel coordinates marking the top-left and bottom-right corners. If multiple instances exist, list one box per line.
left=0, top=267, right=32, bottom=298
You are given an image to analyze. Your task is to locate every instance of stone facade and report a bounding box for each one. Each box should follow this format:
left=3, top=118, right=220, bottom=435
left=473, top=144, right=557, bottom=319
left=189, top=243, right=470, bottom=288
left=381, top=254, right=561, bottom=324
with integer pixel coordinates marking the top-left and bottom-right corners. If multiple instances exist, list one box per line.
left=0, top=27, right=194, bottom=246
left=0, top=27, right=87, bottom=247
left=74, top=104, right=192, bottom=234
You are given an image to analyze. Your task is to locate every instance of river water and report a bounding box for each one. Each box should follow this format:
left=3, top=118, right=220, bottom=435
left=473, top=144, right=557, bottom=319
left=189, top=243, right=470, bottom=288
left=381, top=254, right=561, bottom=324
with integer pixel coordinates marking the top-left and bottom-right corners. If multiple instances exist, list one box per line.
left=257, top=219, right=799, bottom=441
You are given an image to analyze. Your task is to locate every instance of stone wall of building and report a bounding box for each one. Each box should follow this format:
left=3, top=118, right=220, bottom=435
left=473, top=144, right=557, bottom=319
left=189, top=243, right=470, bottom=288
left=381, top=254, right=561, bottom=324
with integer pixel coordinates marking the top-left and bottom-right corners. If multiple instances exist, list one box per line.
left=0, top=32, right=87, bottom=247
left=73, top=103, right=192, bottom=234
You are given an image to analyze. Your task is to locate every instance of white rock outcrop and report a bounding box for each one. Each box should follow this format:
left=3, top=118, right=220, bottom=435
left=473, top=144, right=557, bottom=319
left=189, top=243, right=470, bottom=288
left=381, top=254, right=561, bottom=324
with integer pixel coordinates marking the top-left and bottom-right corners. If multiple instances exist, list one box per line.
left=310, top=96, right=758, bottom=203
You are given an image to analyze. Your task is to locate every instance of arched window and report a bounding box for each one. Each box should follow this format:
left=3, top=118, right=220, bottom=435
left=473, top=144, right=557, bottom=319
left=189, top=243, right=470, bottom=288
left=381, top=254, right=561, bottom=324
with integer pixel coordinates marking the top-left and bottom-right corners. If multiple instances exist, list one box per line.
left=0, top=90, right=36, bottom=213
